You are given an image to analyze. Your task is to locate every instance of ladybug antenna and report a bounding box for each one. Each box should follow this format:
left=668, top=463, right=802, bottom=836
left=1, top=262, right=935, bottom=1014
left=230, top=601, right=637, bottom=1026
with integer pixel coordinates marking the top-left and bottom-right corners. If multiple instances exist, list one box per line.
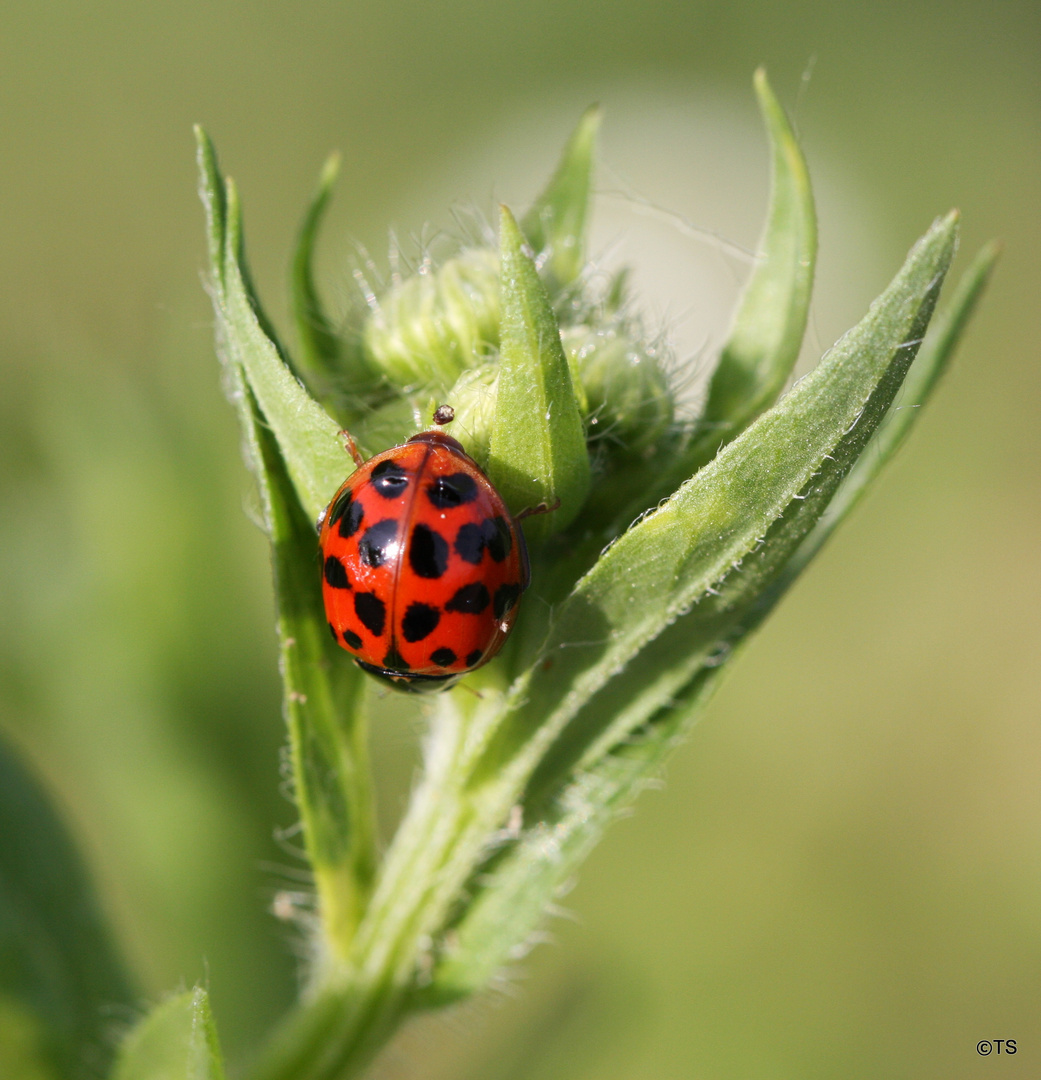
left=432, top=404, right=455, bottom=426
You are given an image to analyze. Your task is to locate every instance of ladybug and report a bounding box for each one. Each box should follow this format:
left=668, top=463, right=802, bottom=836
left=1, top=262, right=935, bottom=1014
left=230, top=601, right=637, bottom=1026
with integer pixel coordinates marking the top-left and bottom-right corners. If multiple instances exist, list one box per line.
left=318, top=409, right=530, bottom=692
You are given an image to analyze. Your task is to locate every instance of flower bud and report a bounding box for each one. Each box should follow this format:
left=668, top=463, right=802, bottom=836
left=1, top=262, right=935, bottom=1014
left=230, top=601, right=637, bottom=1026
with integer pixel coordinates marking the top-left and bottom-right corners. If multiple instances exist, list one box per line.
left=562, top=326, right=673, bottom=452
left=441, top=363, right=499, bottom=467
left=361, top=249, right=500, bottom=388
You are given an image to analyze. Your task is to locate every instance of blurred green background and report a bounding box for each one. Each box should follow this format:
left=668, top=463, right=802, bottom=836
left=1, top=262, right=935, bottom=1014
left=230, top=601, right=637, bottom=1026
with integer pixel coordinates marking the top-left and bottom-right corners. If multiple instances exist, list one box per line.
left=1, top=0, right=1039, bottom=1077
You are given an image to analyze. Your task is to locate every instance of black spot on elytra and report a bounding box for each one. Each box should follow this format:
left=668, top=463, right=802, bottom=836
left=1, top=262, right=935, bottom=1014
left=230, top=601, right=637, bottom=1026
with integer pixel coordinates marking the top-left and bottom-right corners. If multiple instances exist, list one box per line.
left=323, top=555, right=351, bottom=590
left=370, top=459, right=410, bottom=499
left=382, top=643, right=411, bottom=672
left=465, top=649, right=483, bottom=667
left=431, top=647, right=456, bottom=667
left=409, top=523, right=449, bottom=579
left=333, top=492, right=365, bottom=539
left=354, top=592, right=386, bottom=636
left=484, top=516, right=512, bottom=562
left=494, top=583, right=522, bottom=619
left=401, top=602, right=440, bottom=643
left=327, top=488, right=351, bottom=527
left=454, top=522, right=485, bottom=565
left=358, top=519, right=398, bottom=567
left=426, top=472, right=478, bottom=509
left=445, top=582, right=490, bottom=615
left=454, top=516, right=512, bottom=565
left=342, top=628, right=362, bottom=650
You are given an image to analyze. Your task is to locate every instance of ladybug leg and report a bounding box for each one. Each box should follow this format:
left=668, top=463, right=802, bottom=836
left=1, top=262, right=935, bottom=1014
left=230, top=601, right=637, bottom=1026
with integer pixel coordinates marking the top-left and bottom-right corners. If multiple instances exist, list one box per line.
left=338, top=429, right=366, bottom=468
left=514, top=498, right=560, bottom=588
left=516, top=496, right=562, bottom=522
left=511, top=498, right=560, bottom=590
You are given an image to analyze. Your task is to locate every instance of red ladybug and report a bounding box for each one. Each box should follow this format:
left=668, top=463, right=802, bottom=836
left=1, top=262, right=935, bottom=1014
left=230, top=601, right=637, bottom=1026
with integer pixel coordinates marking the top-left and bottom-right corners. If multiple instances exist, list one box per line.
left=318, top=416, right=530, bottom=692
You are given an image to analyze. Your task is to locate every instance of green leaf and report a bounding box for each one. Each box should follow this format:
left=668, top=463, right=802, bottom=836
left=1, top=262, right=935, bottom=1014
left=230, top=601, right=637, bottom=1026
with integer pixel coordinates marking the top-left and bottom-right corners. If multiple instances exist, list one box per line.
left=222, top=180, right=349, bottom=522
left=113, top=988, right=225, bottom=1080
left=778, top=238, right=999, bottom=583
left=521, top=105, right=601, bottom=288
left=254, top=395, right=376, bottom=959
left=0, top=735, right=133, bottom=1080
left=489, top=205, right=591, bottom=536
left=703, top=69, right=816, bottom=434
left=195, top=127, right=350, bottom=523
left=653, top=69, right=817, bottom=507
left=291, top=153, right=344, bottom=382
left=194, top=127, right=227, bottom=299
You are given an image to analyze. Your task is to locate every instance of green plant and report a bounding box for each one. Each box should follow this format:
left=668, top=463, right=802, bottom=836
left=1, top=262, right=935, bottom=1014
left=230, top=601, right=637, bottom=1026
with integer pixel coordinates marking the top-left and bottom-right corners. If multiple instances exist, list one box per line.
left=0, top=70, right=997, bottom=1080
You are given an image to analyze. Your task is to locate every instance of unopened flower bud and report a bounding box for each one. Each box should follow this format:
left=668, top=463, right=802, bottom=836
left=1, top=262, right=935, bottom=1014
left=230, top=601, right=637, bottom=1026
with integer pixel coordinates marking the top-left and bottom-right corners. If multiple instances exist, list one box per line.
left=441, top=363, right=498, bottom=467
left=362, top=249, right=500, bottom=388
left=562, top=327, right=673, bottom=452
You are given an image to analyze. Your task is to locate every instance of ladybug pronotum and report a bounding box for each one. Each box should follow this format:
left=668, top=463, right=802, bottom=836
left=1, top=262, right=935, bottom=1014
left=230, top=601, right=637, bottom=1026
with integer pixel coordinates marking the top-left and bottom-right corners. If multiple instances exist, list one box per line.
left=318, top=420, right=530, bottom=692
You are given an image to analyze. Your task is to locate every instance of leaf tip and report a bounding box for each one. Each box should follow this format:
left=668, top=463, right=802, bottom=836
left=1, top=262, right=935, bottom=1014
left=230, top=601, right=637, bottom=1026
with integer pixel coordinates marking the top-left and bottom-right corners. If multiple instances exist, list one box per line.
left=498, top=203, right=526, bottom=250
left=193, top=124, right=217, bottom=164
left=576, top=102, right=603, bottom=136
left=752, top=66, right=777, bottom=108
left=752, top=66, right=794, bottom=142
left=319, top=150, right=342, bottom=189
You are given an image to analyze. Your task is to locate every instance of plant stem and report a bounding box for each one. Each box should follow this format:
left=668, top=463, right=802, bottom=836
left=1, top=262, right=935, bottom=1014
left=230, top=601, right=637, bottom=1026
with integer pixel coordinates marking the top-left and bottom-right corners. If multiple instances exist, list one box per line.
left=251, top=694, right=507, bottom=1080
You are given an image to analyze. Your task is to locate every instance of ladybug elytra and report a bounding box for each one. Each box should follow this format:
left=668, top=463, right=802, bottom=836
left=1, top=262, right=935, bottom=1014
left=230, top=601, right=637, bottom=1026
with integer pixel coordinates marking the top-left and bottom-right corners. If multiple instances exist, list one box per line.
left=318, top=420, right=530, bottom=692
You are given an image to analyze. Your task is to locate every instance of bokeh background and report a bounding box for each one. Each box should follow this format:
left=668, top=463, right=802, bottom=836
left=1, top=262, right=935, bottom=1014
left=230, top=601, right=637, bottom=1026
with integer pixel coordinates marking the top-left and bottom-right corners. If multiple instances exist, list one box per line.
left=1, top=1, right=1039, bottom=1077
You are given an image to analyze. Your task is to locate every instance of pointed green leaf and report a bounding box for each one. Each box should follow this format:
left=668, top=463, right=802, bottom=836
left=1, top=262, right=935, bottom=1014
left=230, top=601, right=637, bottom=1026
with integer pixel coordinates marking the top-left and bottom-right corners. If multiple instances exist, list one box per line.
left=778, top=238, right=1000, bottom=583
left=0, top=735, right=133, bottom=1080
left=113, top=988, right=225, bottom=1080
left=291, top=153, right=344, bottom=381
left=700, top=68, right=816, bottom=446
left=644, top=68, right=816, bottom=513
left=254, top=398, right=376, bottom=957
left=195, top=129, right=349, bottom=522
left=521, top=105, right=600, bottom=288
left=606, top=71, right=816, bottom=537
left=489, top=206, right=590, bottom=536
left=220, top=180, right=349, bottom=521
left=217, top=324, right=376, bottom=958
left=194, top=127, right=227, bottom=300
